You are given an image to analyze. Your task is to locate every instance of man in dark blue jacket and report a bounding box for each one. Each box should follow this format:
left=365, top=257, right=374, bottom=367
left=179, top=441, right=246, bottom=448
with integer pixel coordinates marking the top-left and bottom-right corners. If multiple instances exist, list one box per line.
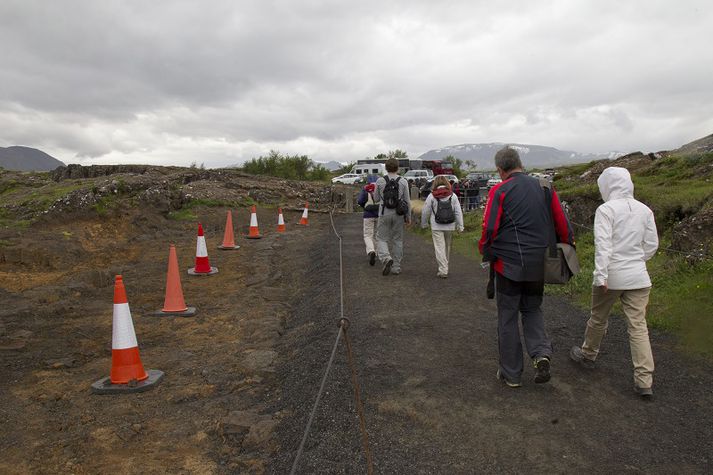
left=479, top=146, right=574, bottom=387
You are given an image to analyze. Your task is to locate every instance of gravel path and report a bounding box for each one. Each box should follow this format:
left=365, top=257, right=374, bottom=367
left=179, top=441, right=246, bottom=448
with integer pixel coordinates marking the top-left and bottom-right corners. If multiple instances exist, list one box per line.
left=273, top=213, right=713, bottom=474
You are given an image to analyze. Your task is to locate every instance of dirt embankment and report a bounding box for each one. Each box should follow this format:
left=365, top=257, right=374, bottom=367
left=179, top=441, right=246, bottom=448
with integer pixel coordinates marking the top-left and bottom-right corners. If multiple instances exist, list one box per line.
left=0, top=165, right=344, bottom=228
left=0, top=166, right=351, bottom=473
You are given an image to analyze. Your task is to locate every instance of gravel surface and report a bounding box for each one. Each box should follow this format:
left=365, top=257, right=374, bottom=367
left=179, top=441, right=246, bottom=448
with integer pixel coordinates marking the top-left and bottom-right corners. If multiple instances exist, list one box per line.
left=272, top=213, right=713, bottom=474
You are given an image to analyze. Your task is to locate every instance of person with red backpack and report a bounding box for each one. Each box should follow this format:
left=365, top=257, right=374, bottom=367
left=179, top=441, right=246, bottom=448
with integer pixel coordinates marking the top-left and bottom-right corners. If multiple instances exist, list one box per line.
left=421, top=175, right=464, bottom=278
left=356, top=174, right=380, bottom=266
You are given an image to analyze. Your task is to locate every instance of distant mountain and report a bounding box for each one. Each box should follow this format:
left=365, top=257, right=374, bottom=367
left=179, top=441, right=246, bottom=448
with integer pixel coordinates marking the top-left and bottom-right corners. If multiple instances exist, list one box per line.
left=314, top=160, right=345, bottom=171
left=418, top=143, right=623, bottom=170
left=671, top=133, right=713, bottom=156
left=0, top=146, right=65, bottom=171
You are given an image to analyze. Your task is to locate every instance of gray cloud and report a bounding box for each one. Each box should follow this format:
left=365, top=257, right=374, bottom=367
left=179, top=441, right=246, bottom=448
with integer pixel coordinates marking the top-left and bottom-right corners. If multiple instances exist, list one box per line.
left=1, top=0, right=712, bottom=165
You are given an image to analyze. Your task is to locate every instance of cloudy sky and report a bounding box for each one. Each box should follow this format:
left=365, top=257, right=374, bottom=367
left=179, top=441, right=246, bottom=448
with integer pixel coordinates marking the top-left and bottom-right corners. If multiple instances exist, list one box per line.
left=1, top=0, right=712, bottom=167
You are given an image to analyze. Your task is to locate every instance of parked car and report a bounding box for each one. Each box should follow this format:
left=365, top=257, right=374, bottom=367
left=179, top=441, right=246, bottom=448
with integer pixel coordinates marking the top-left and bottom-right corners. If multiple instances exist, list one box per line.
left=487, top=177, right=502, bottom=187
left=403, top=169, right=433, bottom=183
left=433, top=174, right=459, bottom=184
left=331, top=173, right=363, bottom=185
left=465, top=172, right=489, bottom=187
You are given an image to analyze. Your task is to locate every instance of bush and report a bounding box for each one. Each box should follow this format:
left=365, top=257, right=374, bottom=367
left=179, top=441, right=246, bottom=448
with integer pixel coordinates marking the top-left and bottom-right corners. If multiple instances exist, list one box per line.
left=241, top=151, right=329, bottom=181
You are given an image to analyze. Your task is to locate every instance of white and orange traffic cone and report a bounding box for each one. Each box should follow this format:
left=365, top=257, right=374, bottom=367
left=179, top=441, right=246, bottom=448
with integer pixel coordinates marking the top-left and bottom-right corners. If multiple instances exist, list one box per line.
left=188, top=223, right=218, bottom=275
left=246, top=205, right=262, bottom=239
left=218, top=210, right=240, bottom=250
left=150, top=244, right=197, bottom=317
left=298, top=202, right=309, bottom=225
left=276, top=208, right=286, bottom=233
left=92, top=275, right=164, bottom=394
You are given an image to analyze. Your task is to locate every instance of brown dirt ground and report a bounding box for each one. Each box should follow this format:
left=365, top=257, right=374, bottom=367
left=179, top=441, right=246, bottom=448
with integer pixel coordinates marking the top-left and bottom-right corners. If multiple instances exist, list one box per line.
left=3, top=203, right=713, bottom=474
left=0, top=205, right=327, bottom=474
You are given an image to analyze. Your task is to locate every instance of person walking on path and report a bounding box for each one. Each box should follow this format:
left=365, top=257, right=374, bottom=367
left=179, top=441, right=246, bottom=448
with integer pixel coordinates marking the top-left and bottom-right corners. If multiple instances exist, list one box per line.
left=356, top=175, right=380, bottom=266
left=374, top=158, right=411, bottom=276
left=479, top=146, right=574, bottom=387
left=421, top=176, right=464, bottom=278
left=569, top=167, right=659, bottom=399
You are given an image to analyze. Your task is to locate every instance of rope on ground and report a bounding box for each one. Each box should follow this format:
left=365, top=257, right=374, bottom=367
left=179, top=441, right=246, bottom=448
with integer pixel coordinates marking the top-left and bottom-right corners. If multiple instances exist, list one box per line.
left=290, top=206, right=374, bottom=475
left=289, top=323, right=345, bottom=475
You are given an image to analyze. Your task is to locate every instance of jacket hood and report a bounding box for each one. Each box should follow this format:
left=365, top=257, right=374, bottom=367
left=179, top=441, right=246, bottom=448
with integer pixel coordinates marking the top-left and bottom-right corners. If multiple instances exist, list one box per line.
left=432, top=186, right=452, bottom=199
left=597, top=167, right=634, bottom=202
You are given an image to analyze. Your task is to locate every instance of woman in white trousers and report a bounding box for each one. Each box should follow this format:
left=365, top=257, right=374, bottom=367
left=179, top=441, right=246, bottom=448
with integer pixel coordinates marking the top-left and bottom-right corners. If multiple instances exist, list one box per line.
left=421, top=176, right=464, bottom=278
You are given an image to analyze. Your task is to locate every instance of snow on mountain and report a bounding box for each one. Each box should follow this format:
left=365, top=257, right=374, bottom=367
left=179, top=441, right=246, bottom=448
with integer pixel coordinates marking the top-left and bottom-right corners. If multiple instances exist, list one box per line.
left=417, top=143, right=624, bottom=170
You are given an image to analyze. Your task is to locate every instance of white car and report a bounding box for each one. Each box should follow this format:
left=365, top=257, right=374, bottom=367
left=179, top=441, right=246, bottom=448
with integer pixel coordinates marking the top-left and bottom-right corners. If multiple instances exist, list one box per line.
left=331, top=173, right=363, bottom=185
left=438, top=174, right=459, bottom=184
left=402, top=169, right=433, bottom=183
left=487, top=177, right=502, bottom=187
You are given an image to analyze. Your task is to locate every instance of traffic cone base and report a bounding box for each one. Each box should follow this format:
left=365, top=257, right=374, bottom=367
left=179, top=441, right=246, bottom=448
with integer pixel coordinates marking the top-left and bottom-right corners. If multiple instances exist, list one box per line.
left=218, top=244, right=240, bottom=250
left=149, top=307, right=198, bottom=317
left=188, top=266, right=219, bottom=276
left=92, top=369, right=164, bottom=395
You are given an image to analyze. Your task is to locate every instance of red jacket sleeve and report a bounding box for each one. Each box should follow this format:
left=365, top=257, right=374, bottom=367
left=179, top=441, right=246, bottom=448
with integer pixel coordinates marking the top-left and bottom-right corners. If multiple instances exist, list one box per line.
left=479, top=183, right=505, bottom=259
left=551, top=188, right=575, bottom=245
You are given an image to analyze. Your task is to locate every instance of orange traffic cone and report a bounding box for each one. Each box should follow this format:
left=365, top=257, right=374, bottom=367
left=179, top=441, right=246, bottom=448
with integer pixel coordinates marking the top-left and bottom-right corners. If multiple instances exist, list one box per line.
left=298, top=202, right=309, bottom=225
left=276, top=208, right=286, bottom=233
left=188, top=223, right=218, bottom=275
left=218, top=210, right=240, bottom=250
left=150, top=244, right=197, bottom=317
left=246, top=205, right=262, bottom=239
left=92, top=275, right=164, bottom=394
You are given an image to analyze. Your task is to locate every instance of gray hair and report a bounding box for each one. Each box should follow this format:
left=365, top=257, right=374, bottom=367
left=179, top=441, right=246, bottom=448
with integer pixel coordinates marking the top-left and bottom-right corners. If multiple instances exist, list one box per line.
left=494, top=146, right=522, bottom=172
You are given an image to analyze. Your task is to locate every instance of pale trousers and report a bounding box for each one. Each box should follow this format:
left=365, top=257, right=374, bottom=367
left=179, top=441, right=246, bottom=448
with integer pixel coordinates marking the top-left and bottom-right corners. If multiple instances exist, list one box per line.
left=582, top=286, right=655, bottom=388
left=376, top=213, right=404, bottom=271
left=363, top=218, right=377, bottom=255
left=431, top=230, right=453, bottom=276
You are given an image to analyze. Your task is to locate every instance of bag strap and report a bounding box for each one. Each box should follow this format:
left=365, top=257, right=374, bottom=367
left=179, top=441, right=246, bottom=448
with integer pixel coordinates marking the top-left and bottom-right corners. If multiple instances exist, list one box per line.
left=541, top=180, right=558, bottom=258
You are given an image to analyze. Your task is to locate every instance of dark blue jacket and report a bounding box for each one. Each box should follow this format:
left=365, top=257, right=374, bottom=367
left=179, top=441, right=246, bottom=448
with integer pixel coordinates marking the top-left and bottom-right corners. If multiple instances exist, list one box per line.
left=357, top=188, right=379, bottom=218
left=479, top=172, right=574, bottom=281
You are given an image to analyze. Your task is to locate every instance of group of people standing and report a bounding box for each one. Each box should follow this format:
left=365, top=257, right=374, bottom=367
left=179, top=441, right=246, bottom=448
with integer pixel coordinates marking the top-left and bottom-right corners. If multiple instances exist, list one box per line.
left=357, top=148, right=659, bottom=399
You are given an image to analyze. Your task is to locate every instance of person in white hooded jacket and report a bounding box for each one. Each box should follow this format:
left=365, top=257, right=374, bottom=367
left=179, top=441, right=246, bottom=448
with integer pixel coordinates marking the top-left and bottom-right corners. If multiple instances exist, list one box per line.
left=570, top=167, right=659, bottom=399
left=421, top=176, right=464, bottom=278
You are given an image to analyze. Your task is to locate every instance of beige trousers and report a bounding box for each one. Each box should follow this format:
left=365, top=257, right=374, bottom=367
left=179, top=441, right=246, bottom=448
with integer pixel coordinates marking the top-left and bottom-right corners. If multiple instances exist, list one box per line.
left=431, top=230, right=453, bottom=276
left=582, top=286, right=655, bottom=388
left=363, top=217, right=377, bottom=255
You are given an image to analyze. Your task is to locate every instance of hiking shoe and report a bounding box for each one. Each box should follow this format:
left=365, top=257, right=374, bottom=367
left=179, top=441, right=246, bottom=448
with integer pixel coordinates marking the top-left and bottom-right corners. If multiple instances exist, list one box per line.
left=635, top=386, right=653, bottom=400
left=533, top=356, right=551, bottom=384
left=496, top=369, right=522, bottom=388
left=437, top=273, right=448, bottom=279
left=382, top=259, right=393, bottom=276
left=369, top=251, right=376, bottom=266
left=391, top=268, right=401, bottom=275
left=569, top=346, right=595, bottom=369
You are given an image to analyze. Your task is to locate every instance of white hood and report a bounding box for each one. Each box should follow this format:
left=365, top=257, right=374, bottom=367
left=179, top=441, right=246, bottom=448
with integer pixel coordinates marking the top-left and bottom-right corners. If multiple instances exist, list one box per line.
left=597, top=167, right=634, bottom=202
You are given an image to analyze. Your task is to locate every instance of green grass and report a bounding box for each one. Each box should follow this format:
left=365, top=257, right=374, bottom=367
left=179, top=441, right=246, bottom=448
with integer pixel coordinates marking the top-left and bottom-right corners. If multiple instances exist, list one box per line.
left=167, top=208, right=199, bottom=221
left=166, top=196, right=271, bottom=221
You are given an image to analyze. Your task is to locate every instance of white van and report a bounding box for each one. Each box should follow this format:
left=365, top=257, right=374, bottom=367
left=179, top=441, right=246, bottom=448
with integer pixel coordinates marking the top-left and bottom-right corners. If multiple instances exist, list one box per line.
left=352, top=163, right=387, bottom=177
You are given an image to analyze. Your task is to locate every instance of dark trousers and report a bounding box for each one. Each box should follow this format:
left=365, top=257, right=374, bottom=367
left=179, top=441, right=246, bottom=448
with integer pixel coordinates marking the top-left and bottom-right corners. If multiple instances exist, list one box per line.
left=495, top=273, right=552, bottom=382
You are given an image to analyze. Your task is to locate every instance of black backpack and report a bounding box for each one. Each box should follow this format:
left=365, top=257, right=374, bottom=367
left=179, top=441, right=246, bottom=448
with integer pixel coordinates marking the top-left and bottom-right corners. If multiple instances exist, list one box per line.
left=432, top=196, right=456, bottom=224
left=382, top=177, right=401, bottom=209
